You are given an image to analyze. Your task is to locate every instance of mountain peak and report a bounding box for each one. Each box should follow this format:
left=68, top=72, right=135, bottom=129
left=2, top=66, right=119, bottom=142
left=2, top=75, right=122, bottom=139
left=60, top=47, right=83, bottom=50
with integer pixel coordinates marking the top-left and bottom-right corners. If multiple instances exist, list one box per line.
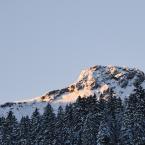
left=0, top=65, right=145, bottom=119
left=77, top=65, right=141, bottom=82
left=34, top=65, right=145, bottom=105
left=75, top=65, right=144, bottom=93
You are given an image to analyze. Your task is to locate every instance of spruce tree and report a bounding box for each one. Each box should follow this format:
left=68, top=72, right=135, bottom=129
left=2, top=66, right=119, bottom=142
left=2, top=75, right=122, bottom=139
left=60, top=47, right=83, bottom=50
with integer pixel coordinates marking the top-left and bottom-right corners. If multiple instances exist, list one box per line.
left=55, top=106, right=65, bottom=145
left=0, top=117, right=5, bottom=144
left=81, top=95, right=103, bottom=145
left=131, top=87, right=145, bottom=145
left=120, top=86, right=145, bottom=145
left=63, top=104, right=74, bottom=145
left=81, top=112, right=100, bottom=145
left=2, top=111, right=19, bottom=145
left=106, top=96, right=123, bottom=144
left=71, top=96, right=86, bottom=145
left=18, top=116, right=31, bottom=145
left=39, top=103, right=56, bottom=145
left=30, top=108, right=41, bottom=145
left=120, top=96, right=136, bottom=145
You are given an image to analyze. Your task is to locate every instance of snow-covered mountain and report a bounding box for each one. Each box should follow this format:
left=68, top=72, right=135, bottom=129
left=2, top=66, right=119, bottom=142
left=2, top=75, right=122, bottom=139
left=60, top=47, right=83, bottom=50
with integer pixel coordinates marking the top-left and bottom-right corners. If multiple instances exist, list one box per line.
left=0, top=65, right=145, bottom=120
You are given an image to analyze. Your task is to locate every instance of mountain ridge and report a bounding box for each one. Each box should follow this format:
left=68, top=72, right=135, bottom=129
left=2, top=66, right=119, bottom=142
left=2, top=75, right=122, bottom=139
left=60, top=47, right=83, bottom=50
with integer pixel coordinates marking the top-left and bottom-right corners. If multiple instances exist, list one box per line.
left=0, top=65, right=145, bottom=120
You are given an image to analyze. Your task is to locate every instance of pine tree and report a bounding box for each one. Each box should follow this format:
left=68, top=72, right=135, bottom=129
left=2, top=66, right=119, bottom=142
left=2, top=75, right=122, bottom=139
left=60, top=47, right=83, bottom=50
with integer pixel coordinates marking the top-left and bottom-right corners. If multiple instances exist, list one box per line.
left=30, top=108, right=41, bottom=145
left=106, top=96, right=123, bottom=144
left=55, top=106, right=65, bottom=145
left=71, top=96, right=86, bottom=145
left=2, top=111, right=19, bottom=145
left=81, top=112, right=100, bottom=145
left=131, top=86, right=145, bottom=145
left=39, top=103, right=56, bottom=145
left=63, top=104, right=74, bottom=145
left=18, top=116, right=31, bottom=145
left=120, top=87, right=145, bottom=145
left=120, top=97, right=136, bottom=145
left=0, top=117, right=5, bottom=144
left=81, top=95, right=103, bottom=145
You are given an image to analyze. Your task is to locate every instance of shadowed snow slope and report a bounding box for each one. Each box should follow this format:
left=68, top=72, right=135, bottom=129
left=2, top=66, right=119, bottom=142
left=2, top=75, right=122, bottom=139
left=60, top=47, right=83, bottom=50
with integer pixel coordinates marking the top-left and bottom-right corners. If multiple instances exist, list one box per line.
left=0, top=65, right=145, bottom=120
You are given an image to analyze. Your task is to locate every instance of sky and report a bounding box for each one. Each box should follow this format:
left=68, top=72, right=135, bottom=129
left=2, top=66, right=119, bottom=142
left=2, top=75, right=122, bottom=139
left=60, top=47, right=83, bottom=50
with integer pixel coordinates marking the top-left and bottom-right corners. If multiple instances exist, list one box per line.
left=0, top=0, right=145, bottom=103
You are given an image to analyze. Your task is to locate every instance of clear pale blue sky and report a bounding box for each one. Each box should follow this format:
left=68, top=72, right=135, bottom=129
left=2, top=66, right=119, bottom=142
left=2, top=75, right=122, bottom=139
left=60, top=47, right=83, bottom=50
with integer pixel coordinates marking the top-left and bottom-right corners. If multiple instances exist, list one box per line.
left=0, top=0, right=145, bottom=103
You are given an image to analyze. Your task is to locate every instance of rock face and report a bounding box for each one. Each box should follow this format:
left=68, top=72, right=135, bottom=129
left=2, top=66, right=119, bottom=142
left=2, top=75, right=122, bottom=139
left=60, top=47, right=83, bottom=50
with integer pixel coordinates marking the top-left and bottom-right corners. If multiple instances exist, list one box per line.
left=0, top=65, right=145, bottom=120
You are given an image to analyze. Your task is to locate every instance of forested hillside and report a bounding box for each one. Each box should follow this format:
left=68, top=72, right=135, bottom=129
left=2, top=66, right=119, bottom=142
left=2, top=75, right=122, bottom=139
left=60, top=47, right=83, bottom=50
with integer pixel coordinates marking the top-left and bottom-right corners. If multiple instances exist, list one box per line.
left=0, top=86, right=145, bottom=145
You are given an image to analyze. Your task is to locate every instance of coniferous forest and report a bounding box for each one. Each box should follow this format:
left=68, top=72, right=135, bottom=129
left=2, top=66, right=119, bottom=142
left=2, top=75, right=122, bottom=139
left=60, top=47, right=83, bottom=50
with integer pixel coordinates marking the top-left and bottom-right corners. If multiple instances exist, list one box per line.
left=0, top=86, right=145, bottom=145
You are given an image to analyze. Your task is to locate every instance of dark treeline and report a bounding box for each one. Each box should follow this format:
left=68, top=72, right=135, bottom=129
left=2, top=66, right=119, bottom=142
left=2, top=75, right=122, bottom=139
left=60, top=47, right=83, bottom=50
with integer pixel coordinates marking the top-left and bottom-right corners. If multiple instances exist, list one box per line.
left=0, top=86, right=145, bottom=145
